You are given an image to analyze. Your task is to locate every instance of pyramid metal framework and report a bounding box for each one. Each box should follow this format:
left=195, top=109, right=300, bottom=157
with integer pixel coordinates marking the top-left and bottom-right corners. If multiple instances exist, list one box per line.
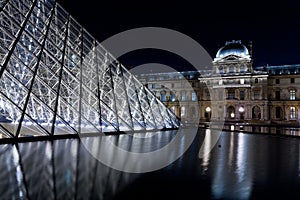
left=0, top=0, right=179, bottom=139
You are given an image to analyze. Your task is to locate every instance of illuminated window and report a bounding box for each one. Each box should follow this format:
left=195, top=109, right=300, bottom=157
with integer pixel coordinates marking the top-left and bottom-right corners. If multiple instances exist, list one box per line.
left=171, top=106, right=175, bottom=113
left=161, top=93, right=165, bottom=102
left=240, top=66, right=245, bottom=73
left=171, top=93, right=175, bottom=102
left=290, top=90, right=296, bottom=100
left=240, top=79, right=244, bottom=84
left=181, top=91, right=186, bottom=101
left=290, top=107, right=296, bottom=119
left=191, top=92, right=197, bottom=101
left=181, top=107, right=185, bottom=117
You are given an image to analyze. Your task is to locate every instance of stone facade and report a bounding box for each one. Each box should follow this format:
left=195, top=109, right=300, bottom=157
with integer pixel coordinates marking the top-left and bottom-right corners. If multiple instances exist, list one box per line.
left=138, top=40, right=300, bottom=128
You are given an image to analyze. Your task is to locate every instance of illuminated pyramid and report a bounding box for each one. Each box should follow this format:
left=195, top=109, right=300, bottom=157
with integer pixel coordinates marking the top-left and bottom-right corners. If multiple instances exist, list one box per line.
left=0, top=0, right=179, bottom=138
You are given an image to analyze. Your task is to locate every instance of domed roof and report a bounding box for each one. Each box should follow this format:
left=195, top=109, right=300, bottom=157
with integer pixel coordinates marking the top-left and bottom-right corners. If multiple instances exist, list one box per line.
left=216, top=40, right=250, bottom=59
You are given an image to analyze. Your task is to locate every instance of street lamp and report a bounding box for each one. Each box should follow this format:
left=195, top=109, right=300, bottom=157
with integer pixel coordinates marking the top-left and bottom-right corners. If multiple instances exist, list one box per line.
left=239, top=106, right=245, bottom=120
left=205, top=107, right=211, bottom=113
left=230, top=112, right=235, bottom=118
left=238, top=106, right=245, bottom=113
left=205, top=107, right=211, bottom=122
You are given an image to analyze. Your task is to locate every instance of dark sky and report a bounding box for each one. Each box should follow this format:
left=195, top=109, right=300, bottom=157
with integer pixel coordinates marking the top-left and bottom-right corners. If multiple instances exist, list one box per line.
left=57, top=0, right=300, bottom=71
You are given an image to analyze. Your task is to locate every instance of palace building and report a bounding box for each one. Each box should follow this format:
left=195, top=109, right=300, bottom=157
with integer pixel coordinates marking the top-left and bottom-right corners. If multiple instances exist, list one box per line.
left=138, top=40, right=300, bottom=131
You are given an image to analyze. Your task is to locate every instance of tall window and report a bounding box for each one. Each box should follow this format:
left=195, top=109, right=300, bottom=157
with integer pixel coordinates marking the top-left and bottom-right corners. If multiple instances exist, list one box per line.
left=240, top=90, right=245, bottom=100
left=291, top=78, right=295, bottom=83
left=181, top=107, right=185, bottom=117
left=255, top=78, right=258, bottom=83
left=181, top=91, right=186, bottom=101
left=240, top=66, right=245, bottom=73
left=171, top=93, right=175, bottom=102
left=254, top=90, right=260, bottom=100
left=171, top=106, right=175, bottom=113
left=161, top=93, right=165, bottom=102
left=276, top=107, right=281, bottom=119
left=228, top=90, right=235, bottom=99
left=229, top=66, right=234, bottom=73
left=275, top=91, right=280, bottom=100
left=290, top=107, right=296, bottom=119
left=219, top=66, right=224, bottom=74
left=191, top=92, right=197, bottom=101
left=290, top=90, right=296, bottom=100
left=276, top=79, right=280, bottom=84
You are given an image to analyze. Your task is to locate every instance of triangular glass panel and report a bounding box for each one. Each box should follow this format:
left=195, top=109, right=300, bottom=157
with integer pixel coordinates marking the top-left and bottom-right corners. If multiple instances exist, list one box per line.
left=0, top=0, right=179, bottom=140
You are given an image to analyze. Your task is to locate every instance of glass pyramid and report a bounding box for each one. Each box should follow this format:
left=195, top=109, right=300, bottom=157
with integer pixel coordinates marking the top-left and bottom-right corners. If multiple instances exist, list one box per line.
left=0, top=0, right=179, bottom=139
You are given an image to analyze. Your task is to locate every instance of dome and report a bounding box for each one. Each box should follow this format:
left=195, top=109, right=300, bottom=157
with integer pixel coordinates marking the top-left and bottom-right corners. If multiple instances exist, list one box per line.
left=216, top=40, right=250, bottom=59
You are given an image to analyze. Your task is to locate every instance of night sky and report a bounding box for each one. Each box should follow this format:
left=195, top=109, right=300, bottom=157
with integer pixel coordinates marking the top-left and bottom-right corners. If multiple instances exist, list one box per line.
left=57, top=0, right=300, bottom=71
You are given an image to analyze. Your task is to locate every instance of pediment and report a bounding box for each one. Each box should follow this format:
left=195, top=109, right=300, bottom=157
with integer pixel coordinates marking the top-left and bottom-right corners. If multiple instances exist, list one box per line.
left=223, top=55, right=240, bottom=60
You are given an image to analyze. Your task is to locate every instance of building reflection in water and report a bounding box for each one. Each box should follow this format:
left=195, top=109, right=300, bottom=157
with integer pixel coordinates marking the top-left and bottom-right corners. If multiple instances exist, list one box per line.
left=200, top=129, right=211, bottom=169
left=3, top=129, right=300, bottom=199
left=0, top=139, right=133, bottom=199
left=210, top=132, right=253, bottom=199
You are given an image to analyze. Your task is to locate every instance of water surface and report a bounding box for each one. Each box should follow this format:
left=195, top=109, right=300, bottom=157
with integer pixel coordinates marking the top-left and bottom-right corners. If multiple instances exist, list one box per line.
left=1, top=129, right=300, bottom=199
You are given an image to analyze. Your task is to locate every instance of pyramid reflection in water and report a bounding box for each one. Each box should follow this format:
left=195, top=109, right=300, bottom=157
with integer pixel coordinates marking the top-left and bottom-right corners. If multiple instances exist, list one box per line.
left=0, top=0, right=179, bottom=139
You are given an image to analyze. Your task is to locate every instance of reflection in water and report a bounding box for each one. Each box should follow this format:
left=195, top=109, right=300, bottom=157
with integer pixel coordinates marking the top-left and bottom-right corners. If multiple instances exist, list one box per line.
left=82, top=129, right=196, bottom=173
left=0, top=130, right=187, bottom=199
left=211, top=133, right=252, bottom=200
left=201, top=129, right=211, bottom=169
left=2, top=129, right=300, bottom=199
left=0, top=139, right=139, bottom=200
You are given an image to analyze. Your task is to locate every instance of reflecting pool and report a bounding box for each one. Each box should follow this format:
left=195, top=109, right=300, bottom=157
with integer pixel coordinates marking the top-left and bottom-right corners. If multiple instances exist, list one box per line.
left=1, top=129, right=300, bottom=199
